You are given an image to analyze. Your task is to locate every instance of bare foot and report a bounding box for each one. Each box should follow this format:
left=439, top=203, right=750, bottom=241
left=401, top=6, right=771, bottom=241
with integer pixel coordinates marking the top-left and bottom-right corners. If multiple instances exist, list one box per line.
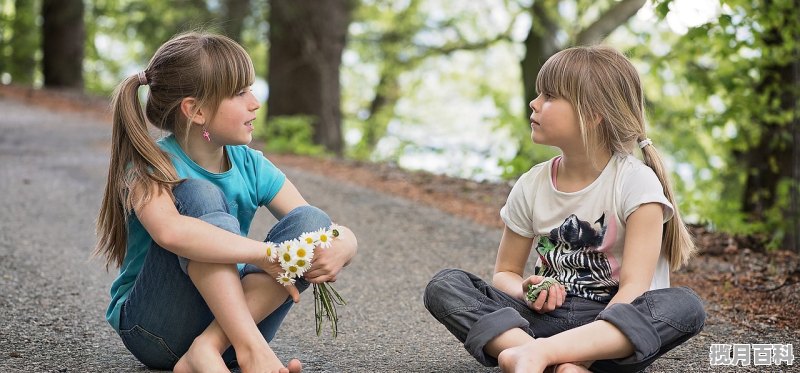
left=286, top=358, right=302, bottom=373
left=236, top=343, right=300, bottom=373
left=498, top=339, right=549, bottom=373
left=174, top=339, right=229, bottom=373
left=554, top=362, right=592, bottom=373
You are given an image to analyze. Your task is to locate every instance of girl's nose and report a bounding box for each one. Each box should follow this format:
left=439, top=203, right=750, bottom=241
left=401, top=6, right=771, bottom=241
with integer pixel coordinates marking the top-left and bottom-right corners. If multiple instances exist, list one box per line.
left=249, top=92, right=261, bottom=111
left=529, top=99, right=538, bottom=113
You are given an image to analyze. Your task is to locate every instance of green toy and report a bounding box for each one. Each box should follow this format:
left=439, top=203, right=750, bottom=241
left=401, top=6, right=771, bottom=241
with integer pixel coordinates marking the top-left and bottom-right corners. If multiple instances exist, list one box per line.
left=526, top=277, right=559, bottom=302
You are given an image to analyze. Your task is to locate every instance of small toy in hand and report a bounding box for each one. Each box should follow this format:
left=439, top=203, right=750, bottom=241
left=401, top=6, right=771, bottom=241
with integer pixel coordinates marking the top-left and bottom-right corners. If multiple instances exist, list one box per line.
left=526, top=277, right=560, bottom=302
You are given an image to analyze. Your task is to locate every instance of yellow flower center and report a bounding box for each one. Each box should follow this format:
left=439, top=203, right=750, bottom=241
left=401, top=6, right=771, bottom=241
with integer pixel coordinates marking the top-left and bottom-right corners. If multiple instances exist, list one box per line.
left=297, top=248, right=307, bottom=258
left=288, top=265, right=299, bottom=273
left=296, top=259, right=307, bottom=267
left=305, top=237, right=314, bottom=244
left=282, top=253, right=292, bottom=262
left=320, top=235, right=329, bottom=242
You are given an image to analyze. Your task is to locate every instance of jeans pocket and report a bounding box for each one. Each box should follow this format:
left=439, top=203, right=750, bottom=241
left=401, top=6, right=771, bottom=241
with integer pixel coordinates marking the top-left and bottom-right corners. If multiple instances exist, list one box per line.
left=424, top=272, right=481, bottom=319
left=646, top=287, right=705, bottom=334
left=119, top=325, right=179, bottom=370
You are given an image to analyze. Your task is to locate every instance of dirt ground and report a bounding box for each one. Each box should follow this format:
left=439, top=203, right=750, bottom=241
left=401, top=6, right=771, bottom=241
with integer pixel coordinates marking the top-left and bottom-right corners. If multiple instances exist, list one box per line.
left=3, top=83, right=798, bottom=334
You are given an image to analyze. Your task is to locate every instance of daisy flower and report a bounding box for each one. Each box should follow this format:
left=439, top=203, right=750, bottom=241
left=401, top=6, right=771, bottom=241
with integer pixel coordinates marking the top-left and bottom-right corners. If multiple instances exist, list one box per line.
left=329, top=223, right=344, bottom=238
left=277, top=273, right=295, bottom=285
left=299, top=232, right=317, bottom=246
left=293, top=241, right=315, bottom=262
left=265, top=242, right=278, bottom=262
left=279, top=240, right=297, bottom=265
left=315, top=228, right=334, bottom=249
left=265, top=224, right=346, bottom=338
left=283, top=263, right=304, bottom=277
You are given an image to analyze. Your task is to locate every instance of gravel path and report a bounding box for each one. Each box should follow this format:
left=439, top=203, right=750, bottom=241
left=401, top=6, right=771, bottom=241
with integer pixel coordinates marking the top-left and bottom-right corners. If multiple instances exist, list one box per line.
left=0, top=98, right=796, bottom=372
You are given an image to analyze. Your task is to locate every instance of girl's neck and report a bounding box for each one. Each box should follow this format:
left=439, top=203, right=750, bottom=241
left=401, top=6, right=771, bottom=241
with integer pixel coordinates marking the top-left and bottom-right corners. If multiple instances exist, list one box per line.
left=555, top=147, right=612, bottom=192
left=179, top=130, right=228, bottom=173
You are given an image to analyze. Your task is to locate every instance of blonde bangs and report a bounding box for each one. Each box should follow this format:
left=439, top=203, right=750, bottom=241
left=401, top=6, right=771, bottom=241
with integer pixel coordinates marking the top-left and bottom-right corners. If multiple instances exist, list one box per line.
left=535, top=48, right=585, bottom=103
left=200, top=36, right=256, bottom=106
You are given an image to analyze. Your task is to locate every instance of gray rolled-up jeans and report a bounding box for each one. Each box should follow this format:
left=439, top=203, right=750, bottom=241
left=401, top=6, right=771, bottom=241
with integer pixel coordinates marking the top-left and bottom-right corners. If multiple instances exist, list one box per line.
left=423, top=268, right=706, bottom=372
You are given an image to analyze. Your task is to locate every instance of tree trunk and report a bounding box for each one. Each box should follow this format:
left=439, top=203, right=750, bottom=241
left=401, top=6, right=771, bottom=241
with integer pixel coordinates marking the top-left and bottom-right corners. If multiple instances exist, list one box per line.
left=41, top=0, right=84, bottom=89
left=520, top=0, right=560, bottom=108
left=267, top=0, right=353, bottom=155
left=356, top=72, right=400, bottom=159
left=741, top=20, right=799, bottom=251
left=223, top=0, right=251, bottom=43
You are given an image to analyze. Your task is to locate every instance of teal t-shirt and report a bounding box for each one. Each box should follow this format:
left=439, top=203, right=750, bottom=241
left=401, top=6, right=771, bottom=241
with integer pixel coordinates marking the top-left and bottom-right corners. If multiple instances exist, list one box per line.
left=106, top=134, right=286, bottom=332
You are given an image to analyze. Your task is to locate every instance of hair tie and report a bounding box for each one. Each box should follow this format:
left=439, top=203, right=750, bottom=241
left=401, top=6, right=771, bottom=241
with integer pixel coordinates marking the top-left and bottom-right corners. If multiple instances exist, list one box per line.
left=638, top=138, right=653, bottom=149
left=137, top=71, right=148, bottom=85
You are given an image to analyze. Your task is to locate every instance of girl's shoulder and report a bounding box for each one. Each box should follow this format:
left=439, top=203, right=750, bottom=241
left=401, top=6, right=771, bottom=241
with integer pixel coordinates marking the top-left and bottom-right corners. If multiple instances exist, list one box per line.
left=613, top=153, right=660, bottom=184
left=228, top=144, right=272, bottom=164
left=517, top=157, right=558, bottom=183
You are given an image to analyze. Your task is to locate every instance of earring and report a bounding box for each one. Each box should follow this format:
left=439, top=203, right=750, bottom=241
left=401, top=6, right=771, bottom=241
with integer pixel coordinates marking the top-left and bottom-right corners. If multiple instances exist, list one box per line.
left=202, top=128, right=211, bottom=142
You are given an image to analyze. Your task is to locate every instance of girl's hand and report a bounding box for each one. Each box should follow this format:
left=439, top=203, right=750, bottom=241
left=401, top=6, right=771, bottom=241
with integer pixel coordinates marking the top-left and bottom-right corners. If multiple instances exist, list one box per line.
left=522, top=275, right=565, bottom=313
left=303, top=243, right=350, bottom=284
left=304, top=225, right=357, bottom=284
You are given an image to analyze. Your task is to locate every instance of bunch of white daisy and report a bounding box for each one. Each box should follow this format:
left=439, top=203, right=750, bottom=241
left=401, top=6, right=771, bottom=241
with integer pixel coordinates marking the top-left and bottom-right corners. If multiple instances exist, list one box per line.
left=266, top=224, right=346, bottom=337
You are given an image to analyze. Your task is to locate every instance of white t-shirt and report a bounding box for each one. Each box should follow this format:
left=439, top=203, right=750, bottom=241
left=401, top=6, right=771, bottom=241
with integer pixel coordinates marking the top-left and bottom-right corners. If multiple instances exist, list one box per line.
left=500, top=153, right=674, bottom=303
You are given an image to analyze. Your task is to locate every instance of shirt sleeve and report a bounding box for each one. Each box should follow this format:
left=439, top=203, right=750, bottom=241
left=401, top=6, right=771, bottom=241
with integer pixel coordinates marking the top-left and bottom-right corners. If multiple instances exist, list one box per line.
left=619, top=163, right=674, bottom=223
left=253, top=150, right=286, bottom=206
left=500, top=170, right=536, bottom=238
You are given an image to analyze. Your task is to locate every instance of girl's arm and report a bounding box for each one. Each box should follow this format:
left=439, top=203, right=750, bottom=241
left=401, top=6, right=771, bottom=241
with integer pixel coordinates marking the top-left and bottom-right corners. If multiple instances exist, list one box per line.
left=266, top=178, right=359, bottom=283
left=265, top=179, right=310, bottom=218
left=607, top=202, right=665, bottom=307
left=135, top=184, right=268, bottom=265
left=493, top=226, right=566, bottom=312
left=492, top=226, right=534, bottom=299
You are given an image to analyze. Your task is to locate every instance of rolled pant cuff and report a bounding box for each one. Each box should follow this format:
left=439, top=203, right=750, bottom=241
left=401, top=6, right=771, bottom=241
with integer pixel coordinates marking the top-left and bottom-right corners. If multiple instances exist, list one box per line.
left=464, top=307, right=530, bottom=367
left=596, top=302, right=660, bottom=364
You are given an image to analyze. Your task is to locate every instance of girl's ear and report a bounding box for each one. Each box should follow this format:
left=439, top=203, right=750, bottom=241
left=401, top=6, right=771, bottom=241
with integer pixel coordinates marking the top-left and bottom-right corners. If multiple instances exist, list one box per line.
left=180, top=97, right=206, bottom=125
left=591, top=114, right=602, bottom=127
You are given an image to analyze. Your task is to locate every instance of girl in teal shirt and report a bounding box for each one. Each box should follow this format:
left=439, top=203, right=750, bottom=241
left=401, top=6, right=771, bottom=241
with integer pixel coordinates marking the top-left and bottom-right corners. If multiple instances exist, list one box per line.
left=95, top=32, right=358, bottom=373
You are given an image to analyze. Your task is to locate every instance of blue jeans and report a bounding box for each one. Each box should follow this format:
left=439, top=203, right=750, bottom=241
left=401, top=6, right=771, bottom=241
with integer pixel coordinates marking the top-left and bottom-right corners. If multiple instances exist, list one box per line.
left=424, top=269, right=706, bottom=372
left=118, top=179, right=331, bottom=369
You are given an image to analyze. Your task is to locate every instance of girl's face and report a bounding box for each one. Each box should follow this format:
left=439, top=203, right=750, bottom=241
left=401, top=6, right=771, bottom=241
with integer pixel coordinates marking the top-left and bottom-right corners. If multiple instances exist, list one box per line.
left=206, top=87, right=261, bottom=145
left=529, top=93, right=580, bottom=150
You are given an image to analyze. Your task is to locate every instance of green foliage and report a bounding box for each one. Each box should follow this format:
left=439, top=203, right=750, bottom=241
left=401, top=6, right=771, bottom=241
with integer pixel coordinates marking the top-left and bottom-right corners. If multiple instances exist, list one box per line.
left=258, top=115, right=327, bottom=156
left=647, top=0, right=799, bottom=247
left=0, top=0, right=40, bottom=85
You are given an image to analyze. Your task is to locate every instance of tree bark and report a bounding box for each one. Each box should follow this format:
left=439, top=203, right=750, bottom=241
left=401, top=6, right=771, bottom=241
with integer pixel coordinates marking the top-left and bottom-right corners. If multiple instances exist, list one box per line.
left=575, top=0, right=646, bottom=45
left=267, top=0, right=353, bottom=155
left=41, top=0, right=84, bottom=89
left=223, top=0, right=251, bottom=43
left=740, top=14, right=799, bottom=250
left=520, top=0, right=560, bottom=108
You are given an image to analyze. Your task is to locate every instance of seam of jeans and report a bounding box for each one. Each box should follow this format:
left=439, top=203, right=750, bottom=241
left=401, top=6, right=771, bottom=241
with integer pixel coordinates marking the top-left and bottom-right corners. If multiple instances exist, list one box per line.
left=119, top=324, right=180, bottom=366
left=645, top=292, right=696, bottom=333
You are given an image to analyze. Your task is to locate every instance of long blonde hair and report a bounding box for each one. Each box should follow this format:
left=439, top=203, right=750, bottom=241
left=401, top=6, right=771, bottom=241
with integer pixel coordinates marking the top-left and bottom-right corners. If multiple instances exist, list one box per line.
left=536, top=45, right=695, bottom=271
left=95, top=32, right=255, bottom=268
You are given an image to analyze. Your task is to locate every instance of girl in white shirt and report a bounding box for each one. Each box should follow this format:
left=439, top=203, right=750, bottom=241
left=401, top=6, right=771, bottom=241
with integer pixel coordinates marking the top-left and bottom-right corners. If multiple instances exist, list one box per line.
left=424, top=45, right=704, bottom=373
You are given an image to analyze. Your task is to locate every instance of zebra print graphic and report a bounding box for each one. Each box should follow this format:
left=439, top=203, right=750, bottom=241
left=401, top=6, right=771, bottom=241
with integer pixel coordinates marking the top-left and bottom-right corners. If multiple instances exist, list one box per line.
left=535, top=213, right=618, bottom=302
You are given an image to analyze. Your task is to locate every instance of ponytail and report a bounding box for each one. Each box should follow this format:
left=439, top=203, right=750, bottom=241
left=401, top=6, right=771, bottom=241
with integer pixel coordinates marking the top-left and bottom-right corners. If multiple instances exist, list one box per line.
left=94, top=74, right=180, bottom=269
left=94, top=32, right=257, bottom=269
left=640, top=142, right=696, bottom=271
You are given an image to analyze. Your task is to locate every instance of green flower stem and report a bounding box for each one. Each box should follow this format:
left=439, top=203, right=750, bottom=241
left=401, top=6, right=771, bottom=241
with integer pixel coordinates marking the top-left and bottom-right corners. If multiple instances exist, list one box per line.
left=314, top=282, right=346, bottom=338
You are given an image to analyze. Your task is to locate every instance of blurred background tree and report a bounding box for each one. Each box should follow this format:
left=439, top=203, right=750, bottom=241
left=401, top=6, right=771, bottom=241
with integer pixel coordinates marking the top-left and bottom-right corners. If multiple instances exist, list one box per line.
left=0, top=0, right=796, bottom=250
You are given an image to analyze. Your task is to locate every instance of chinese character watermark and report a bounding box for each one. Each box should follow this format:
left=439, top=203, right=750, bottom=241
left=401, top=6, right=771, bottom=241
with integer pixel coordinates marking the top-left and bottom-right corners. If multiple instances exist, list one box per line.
left=710, top=344, right=794, bottom=366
